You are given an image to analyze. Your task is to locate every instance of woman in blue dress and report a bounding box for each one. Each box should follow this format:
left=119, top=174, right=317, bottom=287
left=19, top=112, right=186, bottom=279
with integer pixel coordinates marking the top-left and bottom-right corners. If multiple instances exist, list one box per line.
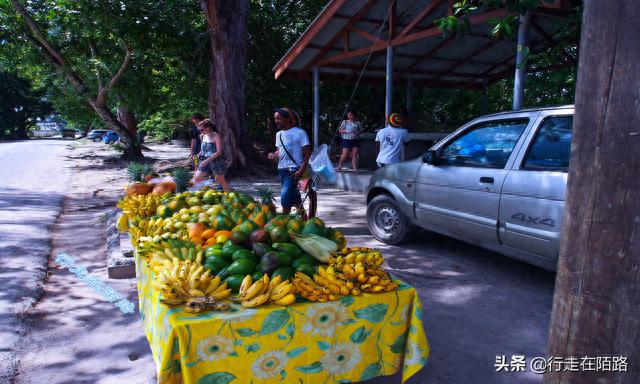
left=193, top=119, right=231, bottom=191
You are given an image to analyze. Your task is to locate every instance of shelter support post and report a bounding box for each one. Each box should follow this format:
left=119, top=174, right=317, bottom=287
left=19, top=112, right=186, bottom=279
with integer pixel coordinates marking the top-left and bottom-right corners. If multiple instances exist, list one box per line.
left=313, top=66, right=320, bottom=149
left=385, top=46, right=394, bottom=118
left=406, top=75, right=413, bottom=113
left=513, top=11, right=531, bottom=110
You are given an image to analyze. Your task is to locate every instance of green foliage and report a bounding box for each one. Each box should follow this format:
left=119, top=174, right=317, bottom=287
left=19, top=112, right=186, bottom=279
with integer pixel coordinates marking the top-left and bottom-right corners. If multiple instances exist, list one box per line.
left=0, top=71, right=52, bottom=139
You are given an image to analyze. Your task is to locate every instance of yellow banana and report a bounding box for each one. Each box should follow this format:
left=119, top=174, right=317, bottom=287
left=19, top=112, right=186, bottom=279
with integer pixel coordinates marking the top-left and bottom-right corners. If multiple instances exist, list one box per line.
left=242, top=279, right=265, bottom=300
left=269, top=282, right=292, bottom=301
left=273, top=293, right=296, bottom=305
left=204, top=276, right=222, bottom=294
left=268, top=275, right=282, bottom=291
left=211, top=288, right=232, bottom=300
left=241, top=292, right=270, bottom=308
left=211, top=281, right=228, bottom=295
left=239, top=275, right=253, bottom=296
left=188, top=289, right=205, bottom=297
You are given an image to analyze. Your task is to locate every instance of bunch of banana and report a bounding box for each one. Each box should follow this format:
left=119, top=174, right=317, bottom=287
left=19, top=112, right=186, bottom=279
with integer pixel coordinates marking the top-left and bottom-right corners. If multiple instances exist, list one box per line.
left=337, top=262, right=398, bottom=293
left=117, top=194, right=164, bottom=220
left=292, top=271, right=351, bottom=302
left=138, top=238, right=201, bottom=263
left=238, top=274, right=296, bottom=307
left=327, top=247, right=385, bottom=268
left=152, top=258, right=232, bottom=306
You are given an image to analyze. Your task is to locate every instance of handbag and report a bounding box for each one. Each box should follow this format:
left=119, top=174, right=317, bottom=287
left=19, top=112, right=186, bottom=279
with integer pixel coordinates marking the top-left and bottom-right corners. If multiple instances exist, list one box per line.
left=278, top=134, right=311, bottom=189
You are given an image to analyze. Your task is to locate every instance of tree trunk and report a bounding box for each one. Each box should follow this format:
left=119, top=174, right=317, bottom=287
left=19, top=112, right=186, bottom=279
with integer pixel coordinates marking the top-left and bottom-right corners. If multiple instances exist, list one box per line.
left=545, top=1, right=640, bottom=383
left=200, top=0, right=262, bottom=172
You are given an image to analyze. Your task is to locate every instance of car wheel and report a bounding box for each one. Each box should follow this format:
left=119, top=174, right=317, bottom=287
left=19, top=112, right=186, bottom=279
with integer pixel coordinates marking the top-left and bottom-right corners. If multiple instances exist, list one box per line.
left=367, top=194, right=410, bottom=244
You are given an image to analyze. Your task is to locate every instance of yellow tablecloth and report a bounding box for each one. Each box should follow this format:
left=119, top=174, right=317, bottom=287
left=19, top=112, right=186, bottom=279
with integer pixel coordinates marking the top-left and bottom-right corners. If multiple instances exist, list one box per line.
left=136, top=255, right=429, bottom=384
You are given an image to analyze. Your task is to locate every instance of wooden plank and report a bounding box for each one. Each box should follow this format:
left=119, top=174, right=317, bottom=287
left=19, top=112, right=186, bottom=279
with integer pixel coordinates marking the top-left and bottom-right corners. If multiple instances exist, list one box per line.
left=274, top=0, right=348, bottom=79
left=546, top=2, right=640, bottom=383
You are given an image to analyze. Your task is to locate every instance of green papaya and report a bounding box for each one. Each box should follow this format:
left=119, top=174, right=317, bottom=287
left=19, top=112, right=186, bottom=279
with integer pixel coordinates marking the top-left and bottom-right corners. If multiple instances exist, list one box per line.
left=232, top=249, right=255, bottom=262
left=292, top=256, right=318, bottom=269
left=222, top=243, right=243, bottom=259
left=275, top=252, right=292, bottom=266
left=272, top=267, right=293, bottom=281
left=252, top=242, right=272, bottom=257
left=259, top=251, right=280, bottom=275
left=205, top=256, right=228, bottom=274
left=224, top=274, right=246, bottom=293
left=219, top=258, right=256, bottom=279
left=295, top=263, right=317, bottom=277
left=272, top=243, right=303, bottom=257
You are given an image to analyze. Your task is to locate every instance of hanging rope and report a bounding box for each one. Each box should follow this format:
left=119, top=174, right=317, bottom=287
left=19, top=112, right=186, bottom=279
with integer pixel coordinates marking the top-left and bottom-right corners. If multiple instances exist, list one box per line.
left=301, top=0, right=395, bottom=207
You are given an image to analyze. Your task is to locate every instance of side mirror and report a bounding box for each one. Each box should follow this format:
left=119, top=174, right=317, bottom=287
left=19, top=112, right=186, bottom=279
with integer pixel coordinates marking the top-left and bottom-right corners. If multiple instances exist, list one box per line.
left=422, top=149, right=440, bottom=165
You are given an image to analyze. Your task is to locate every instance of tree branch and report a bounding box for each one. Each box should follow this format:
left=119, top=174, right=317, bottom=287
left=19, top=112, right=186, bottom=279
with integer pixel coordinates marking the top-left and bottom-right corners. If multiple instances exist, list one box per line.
left=105, top=40, right=132, bottom=93
left=88, top=40, right=104, bottom=90
left=10, top=0, right=88, bottom=94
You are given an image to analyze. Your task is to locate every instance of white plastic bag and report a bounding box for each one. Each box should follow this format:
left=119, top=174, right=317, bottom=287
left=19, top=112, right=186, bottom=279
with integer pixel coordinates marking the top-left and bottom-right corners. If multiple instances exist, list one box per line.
left=309, top=144, right=336, bottom=183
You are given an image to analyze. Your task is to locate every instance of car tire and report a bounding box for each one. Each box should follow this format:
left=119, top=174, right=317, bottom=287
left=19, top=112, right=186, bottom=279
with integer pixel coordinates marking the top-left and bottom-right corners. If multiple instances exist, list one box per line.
left=366, top=194, right=411, bottom=245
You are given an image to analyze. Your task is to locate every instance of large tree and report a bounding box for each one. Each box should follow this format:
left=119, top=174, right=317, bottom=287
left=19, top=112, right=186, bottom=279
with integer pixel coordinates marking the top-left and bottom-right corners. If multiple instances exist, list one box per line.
left=545, top=1, right=639, bottom=383
left=200, top=0, right=263, bottom=171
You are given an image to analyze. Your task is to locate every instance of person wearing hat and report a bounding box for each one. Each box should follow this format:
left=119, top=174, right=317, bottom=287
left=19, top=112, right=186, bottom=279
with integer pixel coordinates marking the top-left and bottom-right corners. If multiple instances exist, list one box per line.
left=267, top=107, right=311, bottom=217
left=375, top=113, right=410, bottom=167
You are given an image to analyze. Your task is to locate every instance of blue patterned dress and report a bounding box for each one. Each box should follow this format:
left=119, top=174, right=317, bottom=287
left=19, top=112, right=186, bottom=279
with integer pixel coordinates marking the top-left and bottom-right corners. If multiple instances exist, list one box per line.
left=198, top=140, right=226, bottom=175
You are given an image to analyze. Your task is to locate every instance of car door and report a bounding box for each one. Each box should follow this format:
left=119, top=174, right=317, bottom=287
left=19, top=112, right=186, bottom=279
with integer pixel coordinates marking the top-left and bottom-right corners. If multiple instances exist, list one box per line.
left=415, top=115, right=535, bottom=247
left=498, top=111, right=573, bottom=263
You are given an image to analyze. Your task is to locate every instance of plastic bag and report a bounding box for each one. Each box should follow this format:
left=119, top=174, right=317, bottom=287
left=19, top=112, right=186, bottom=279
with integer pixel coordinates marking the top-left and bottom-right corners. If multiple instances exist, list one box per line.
left=309, top=144, right=336, bottom=183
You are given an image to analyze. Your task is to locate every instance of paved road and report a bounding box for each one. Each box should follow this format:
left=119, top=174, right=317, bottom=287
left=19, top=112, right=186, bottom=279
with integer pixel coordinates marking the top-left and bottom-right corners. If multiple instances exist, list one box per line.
left=314, top=188, right=556, bottom=384
left=0, top=140, right=72, bottom=382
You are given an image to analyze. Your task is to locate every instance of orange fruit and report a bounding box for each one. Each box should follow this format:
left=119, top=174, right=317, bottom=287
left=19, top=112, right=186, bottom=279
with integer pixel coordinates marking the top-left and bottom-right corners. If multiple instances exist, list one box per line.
left=215, top=230, right=232, bottom=244
left=188, top=222, right=208, bottom=240
left=201, top=229, right=217, bottom=239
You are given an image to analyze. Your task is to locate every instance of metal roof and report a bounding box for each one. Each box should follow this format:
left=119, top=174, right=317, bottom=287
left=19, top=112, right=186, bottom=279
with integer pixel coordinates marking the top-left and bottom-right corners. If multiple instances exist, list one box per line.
left=274, top=0, right=578, bottom=90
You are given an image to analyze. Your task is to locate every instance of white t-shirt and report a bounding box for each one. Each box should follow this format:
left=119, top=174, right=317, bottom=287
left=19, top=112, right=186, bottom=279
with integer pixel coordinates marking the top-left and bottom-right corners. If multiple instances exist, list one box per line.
left=375, top=126, right=409, bottom=165
left=339, top=120, right=362, bottom=140
left=276, top=127, right=310, bottom=169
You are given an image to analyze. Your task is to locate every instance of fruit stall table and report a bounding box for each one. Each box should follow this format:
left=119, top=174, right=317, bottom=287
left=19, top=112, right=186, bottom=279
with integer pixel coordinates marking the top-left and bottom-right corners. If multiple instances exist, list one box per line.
left=136, top=254, right=430, bottom=384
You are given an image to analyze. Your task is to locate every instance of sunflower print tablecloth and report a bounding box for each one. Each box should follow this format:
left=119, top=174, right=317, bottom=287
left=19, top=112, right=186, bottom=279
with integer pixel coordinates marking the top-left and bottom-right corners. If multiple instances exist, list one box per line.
left=136, top=255, right=429, bottom=384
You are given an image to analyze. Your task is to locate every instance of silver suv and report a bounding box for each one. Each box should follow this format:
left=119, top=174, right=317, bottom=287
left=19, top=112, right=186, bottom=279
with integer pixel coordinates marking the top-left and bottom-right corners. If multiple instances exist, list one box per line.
left=366, top=106, right=573, bottom=271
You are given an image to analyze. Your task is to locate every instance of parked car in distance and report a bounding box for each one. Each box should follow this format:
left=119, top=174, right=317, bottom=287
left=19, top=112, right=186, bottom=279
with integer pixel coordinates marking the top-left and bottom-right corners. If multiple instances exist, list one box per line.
left=366, top=105, right=574, bottom=271
left=102, top=131, right=119, bottom=144
left=87, top=129, right=109, bottom=142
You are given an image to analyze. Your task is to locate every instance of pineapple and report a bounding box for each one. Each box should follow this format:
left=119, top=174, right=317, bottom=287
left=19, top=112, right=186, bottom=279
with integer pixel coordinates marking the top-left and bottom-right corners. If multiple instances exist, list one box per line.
left=257, top=187, right=276, bottom=214
left=171, top=167, right=190, bottom=193
left=126, top=162, right=146, bottom=182
left=127, top=162, right=154, bottom=182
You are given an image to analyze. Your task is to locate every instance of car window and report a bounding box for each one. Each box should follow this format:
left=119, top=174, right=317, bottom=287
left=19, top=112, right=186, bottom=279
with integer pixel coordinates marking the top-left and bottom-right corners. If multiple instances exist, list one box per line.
left=440, top=119, right=529, bottom=168
left=523, top=116, right=573, bottom=171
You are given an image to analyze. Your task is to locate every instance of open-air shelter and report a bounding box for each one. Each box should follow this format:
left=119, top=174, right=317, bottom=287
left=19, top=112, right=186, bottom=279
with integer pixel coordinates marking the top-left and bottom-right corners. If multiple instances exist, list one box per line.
left=273, top=0, right=578, bottom=148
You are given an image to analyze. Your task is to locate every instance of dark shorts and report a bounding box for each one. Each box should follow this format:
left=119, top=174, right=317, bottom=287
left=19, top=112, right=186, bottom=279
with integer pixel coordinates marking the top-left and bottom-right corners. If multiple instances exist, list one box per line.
left=341, top=138, right=360, bottom=149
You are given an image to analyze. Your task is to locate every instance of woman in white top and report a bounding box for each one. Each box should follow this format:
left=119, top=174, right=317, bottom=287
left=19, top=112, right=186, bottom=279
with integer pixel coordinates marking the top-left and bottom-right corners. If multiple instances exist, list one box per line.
left=337, top=110, right=363, bottom=172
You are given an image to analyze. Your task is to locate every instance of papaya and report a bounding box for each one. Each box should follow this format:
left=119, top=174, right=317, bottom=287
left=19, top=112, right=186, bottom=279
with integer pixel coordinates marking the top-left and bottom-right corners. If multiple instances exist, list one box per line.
left=222, top=243, right=243, bottom=259
left=307, top=217, right=326, bottom=229
left=301, top=222, right=326, bottom=237
left=239, top=220, right=260, bottom=235
left=230, top=231, right=249, bottom=246
left=269, top=226, right=289, bottom=243
left=220, top=258, right=256, bottom=279
left=205, top=256, right=229, bottom=274
left=295, top=263, right=317, bottom=277
left=259, top=251, right=280, bottom=275
left=250, top=229, right=269, bottom=244
left=252, top=270, right=265, bottom=281
left=213, top=215, right=233, bottom=231
left=292, top=256, right=318, bottom=269
left=205, top=247, right=230, bottom=262
left=287, top=218, right=304, bottom=234
left=275, top=252, right=292, bottom=266
left=232, top=249, right=255, bottom=262
left=224, top=274, right=246, bottom=293
left=272, top=243, right=303, bottom=257
left=272, top=267, right=293, bottom=281
left=252, top=242, right=272, bottom=257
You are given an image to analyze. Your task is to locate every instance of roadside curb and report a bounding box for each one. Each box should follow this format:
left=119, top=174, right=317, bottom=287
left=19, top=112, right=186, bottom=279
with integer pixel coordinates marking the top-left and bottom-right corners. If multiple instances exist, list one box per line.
left=106, top=210, right=136, bottom=279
